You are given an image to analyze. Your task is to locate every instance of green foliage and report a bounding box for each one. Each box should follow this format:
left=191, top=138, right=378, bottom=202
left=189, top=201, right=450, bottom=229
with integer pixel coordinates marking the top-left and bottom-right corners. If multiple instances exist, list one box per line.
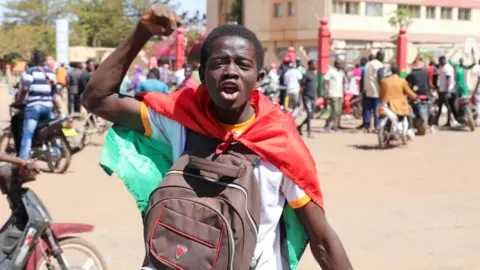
left=3, top=0, right=68, bottom=26
left=388, top=8, right=413, bottom=29
left=0, top=0, right=206, bottom=59
left=69, top=0, right=133, bottom=47
left=226, top=0, right=243, bottom=25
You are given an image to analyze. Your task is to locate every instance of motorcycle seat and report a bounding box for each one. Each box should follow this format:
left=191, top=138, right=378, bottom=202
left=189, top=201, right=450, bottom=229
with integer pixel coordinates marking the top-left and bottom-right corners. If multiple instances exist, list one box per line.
left=36, top=117, right=64, bottom=130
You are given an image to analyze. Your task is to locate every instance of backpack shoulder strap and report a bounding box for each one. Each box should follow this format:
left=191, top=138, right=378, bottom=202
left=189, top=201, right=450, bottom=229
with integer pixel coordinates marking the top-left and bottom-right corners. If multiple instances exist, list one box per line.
left=184, top=129, right=260, bottom=166
left=39, top=67, right=53, bottom=86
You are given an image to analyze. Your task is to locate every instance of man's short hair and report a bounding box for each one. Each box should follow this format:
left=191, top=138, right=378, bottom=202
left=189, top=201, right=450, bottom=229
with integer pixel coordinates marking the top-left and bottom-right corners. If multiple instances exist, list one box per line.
left=31, top=50, right=45, bottom=66
left=200, top=24, right=264, bottom=70
left=147, top=68, right=160, bottom=79
left=390, top=64, right=400, bottom=74
left=307, top=59, right=315, bottom=66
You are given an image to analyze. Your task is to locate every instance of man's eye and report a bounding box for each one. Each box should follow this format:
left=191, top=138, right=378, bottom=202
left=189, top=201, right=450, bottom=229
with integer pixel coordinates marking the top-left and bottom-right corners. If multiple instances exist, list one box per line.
left=238, top=62, right=251, bottom=69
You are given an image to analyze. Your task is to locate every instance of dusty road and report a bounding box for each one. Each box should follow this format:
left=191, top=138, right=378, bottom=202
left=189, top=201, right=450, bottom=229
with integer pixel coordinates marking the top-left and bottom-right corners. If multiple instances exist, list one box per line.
left=1, top=85, right=479, bottom=269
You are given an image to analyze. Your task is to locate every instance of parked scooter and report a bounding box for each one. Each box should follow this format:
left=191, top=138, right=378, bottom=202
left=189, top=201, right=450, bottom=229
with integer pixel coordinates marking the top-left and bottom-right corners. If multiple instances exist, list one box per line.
left=377, top=104, right=409, bottom=148
left=0, top=163, right=107, bottom=270
left=412, top=94, right=430, bottom=135
left=314, top=95, right=362, bottom=119
left=0, top=107, right=81, bottom=173
left=453, top=96, right=475, bottom=131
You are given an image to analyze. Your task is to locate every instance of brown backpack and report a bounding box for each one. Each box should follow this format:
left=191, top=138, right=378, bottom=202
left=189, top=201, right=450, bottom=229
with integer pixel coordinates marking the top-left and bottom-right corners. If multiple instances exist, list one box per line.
left=143, top=130, right=262, bottom=270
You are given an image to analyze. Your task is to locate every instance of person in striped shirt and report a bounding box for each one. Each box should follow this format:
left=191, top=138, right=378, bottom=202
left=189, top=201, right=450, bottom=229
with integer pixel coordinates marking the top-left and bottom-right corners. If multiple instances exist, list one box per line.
left=14, top=50, right=56, bottom=159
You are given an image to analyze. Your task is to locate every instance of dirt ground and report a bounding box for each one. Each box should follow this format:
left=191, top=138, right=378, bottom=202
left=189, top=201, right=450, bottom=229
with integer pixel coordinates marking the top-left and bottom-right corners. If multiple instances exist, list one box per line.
left=1, top=83, right=480, bottom=270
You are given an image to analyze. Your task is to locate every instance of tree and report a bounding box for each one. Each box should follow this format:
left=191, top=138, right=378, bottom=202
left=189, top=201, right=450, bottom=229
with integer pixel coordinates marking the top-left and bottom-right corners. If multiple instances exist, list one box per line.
left=3, top=0, right=68, bottom=26
left=0, top=24, right=55, bottom=60
left=226, top=0, right=243, bottom=25
left=69, top=0, right=133, bottom=47
left=388, top=8, right=413, bottom=30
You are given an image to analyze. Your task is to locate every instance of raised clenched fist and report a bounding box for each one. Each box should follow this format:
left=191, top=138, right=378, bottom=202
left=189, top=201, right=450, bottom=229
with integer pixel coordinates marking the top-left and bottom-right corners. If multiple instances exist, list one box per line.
left=140, top=5, right=181, bottom=37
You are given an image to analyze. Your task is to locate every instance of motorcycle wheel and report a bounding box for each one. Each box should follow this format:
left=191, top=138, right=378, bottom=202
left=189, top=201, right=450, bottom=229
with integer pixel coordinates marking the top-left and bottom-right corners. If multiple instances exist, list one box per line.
left=351, top=104, right=362, bottom=119
left=417, top=120, right=427, bottom=136
left=466, top=112, right=475, bottom=132
left=377, top=128, right=387, bottom=149
left=401, top=134, right=408, bottom=146
left=46, top=135, right=72, bottom=174
left=37, top=237, right=107, bottom=270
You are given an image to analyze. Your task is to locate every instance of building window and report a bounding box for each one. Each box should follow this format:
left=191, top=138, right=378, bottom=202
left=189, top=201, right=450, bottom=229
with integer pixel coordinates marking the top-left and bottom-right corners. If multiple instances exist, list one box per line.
left=426, top=6, right=436, bottom=19
left=333, top=1, right=360, bottom=15
left=397, top=5, right=420, bottom=18
left=440, top=7, right=452, bottom=20
left=287, top=2, right=294, bottom=16
left=365, top=3, right=383, bottom=16
left=458, top=8, right=471, bottom=21
left=273, top=3, right=282, bottom=18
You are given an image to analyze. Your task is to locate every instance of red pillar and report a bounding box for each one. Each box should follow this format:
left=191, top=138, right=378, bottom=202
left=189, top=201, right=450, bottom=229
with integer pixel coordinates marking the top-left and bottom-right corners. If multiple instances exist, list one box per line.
left=396, top=27, right=407, bottom=78
left=175, top=27, right=186, bottom=71
left=318, top=18, right=331, bottom=96
left=287, top=46, right=296, bottom=62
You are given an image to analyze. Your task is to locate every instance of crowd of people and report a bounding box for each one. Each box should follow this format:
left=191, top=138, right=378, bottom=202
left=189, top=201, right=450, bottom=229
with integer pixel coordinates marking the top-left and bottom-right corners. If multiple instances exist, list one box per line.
left=258, top=46, right=480, bottom=142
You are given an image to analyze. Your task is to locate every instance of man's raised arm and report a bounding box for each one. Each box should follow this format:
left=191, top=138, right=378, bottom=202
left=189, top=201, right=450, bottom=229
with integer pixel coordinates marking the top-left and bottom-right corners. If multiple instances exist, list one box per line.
left=81, top=5, right=179, bottom=133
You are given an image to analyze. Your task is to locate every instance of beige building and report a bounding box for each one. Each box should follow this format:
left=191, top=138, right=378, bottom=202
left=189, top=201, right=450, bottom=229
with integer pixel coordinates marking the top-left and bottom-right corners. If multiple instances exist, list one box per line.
left=207, top=0, right=480, bottom=64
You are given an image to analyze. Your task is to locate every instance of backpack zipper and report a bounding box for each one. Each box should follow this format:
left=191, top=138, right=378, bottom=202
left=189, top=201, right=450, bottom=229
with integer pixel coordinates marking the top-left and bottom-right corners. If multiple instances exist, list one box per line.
left=166, top=170, right=259, bottom=237
left=146, top=196, right=235, bottom=270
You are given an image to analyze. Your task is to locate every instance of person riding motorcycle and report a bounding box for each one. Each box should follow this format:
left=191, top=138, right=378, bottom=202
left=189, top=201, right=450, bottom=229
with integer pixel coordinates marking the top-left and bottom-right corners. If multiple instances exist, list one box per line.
left=406, top=57, right=431, bottom=97
left=11, top=50, right=56, bottom=160
left=379, top=64, right=418, bottom=138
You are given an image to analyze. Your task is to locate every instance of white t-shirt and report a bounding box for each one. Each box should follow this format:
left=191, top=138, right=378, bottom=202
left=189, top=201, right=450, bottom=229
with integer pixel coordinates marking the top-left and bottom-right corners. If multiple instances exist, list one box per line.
left=364, top=59, right=384, bottom=98
left=174, top=69, right=185, bottom=87
left=438, top=64, right=455, bottom=92
left=324, top=68, right=345, bottom=98
left=140, top=104, right=311, bottom=270
left=346, top=76, right=360, bottom=95
left=283, top=68, right=303, bottom=94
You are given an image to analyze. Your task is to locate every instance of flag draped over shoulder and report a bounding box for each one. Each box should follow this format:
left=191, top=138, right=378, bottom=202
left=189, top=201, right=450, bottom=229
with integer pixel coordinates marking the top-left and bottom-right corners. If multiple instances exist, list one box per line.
left=141, top=84, right=324, bottom=208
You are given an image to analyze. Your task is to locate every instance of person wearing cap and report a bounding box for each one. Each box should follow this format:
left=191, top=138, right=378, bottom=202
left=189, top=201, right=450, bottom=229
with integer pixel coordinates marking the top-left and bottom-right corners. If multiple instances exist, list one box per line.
left=406, top=56, right=430, bottom=97
left=296, top=57, right=306, bottom=75
left=323, top=60, right=347, bottom=131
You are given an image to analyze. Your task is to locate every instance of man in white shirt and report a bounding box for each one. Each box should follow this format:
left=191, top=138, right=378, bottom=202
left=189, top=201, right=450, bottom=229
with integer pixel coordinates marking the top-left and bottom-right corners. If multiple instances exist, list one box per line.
left=283, top=62, right=303, bottom=118
left=323, top=60, right=346, bottom=131
left=363, top=50, right=386, bottom=132
left=434, top=56, right=456, bottom=126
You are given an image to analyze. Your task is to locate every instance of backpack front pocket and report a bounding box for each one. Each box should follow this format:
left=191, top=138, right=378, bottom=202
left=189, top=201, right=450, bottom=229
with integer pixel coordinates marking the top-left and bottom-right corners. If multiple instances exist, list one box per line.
left=148, top=198, right=232, bottom=270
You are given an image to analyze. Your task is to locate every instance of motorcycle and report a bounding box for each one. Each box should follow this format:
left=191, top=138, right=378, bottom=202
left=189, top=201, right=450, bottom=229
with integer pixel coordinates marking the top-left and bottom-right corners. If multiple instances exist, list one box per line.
left=343, top=94, right=362, bottom=119
left=0, top=163, right=107, bottom=270
left=0, top=109, right=80, bottom=174
left=470, top=95, right=478, bottom=125
left=453, top=96, right=475, bottom=131
left=412, top=94, right=430, bottom=135
left=314, top=95, right=362, bottom=119
left=377, top=104, right=409, bottom=148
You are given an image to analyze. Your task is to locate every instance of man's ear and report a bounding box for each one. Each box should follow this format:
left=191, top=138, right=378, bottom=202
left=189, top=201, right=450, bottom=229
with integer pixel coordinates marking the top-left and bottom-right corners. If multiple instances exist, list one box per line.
left=198, top=66, right=205, bottom=84
left=255, top=70, right=266, bottom=88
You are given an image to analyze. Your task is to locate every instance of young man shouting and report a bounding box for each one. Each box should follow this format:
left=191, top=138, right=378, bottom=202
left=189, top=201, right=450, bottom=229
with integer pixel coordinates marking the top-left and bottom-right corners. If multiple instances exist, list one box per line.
left=82, top=5, right=352, bottom=270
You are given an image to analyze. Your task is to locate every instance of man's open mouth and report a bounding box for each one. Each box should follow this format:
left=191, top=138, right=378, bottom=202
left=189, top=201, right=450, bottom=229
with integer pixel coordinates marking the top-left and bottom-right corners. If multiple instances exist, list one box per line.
left=219, top=82, right=240, bottom=101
